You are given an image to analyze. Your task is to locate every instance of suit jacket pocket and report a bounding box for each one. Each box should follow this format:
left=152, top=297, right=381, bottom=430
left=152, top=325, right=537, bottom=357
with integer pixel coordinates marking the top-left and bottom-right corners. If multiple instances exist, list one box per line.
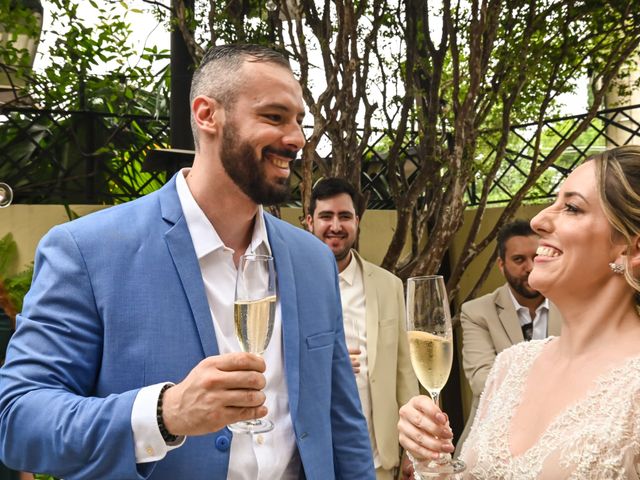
left=306, top=331, right=335, bottom=350
left=379, top=317, right=397, bottom=328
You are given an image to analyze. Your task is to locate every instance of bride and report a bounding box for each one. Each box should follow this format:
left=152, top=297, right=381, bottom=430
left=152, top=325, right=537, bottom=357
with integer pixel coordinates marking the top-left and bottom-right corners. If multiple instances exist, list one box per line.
left=398, top=145, right=640, bottom=479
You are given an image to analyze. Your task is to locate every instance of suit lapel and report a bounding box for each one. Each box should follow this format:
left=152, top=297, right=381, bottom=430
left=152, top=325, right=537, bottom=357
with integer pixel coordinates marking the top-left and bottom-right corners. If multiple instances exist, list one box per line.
left=264, top=215, right=300, bottom=420
left=356, top=252, right=379, bottom=375
left=160, top=177, right=220, bottom=358
left=496, top=284, right=524, bottom=344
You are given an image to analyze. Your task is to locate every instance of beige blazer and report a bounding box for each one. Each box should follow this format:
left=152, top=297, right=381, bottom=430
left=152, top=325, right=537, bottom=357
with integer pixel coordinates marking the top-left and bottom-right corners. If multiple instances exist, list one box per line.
left=352, top=251, right=419, bottom=470
left=455, top=283, right=562, bottom=453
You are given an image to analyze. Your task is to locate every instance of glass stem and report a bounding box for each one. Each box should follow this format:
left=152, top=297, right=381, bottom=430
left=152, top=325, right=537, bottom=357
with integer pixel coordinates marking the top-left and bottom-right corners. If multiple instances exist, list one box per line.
left=430, top=390, right=450, bottom=465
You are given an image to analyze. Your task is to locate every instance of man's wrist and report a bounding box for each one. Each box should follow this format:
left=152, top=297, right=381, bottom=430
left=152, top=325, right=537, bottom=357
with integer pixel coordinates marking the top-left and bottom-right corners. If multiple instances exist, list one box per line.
left=157, top=384, right=179, bottom=443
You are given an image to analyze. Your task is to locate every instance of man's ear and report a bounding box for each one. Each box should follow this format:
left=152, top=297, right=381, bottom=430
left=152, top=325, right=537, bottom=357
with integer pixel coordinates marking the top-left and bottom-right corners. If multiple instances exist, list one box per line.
left=497, top=257, right=505, bottom=276
left=192, top=96, right=224, bottom=137
left=305, top=214, right=313, bottom=232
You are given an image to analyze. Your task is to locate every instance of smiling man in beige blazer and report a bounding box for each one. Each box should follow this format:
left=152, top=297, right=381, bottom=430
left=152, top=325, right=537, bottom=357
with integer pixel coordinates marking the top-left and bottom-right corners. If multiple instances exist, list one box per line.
left=456, top=219, right=562, bottom=455
left=307, top=178, right=418, bottom=480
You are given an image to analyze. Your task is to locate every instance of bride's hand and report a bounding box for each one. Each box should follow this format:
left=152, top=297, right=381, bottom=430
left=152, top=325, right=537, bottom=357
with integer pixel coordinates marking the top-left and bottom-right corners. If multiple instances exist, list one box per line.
left=398, top=395, right=455, bottom=461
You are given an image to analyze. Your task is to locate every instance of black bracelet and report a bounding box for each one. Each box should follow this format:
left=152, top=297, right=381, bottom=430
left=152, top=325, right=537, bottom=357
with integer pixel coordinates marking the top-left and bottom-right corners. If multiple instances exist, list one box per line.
left=157, top=384, right=179, bottom=443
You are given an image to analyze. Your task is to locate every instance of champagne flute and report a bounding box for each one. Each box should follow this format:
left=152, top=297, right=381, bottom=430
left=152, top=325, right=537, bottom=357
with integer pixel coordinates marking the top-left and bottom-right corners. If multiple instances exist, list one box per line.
left=228, top=254, right=276, bottom=434
left=406, top=275, right=465, bottom=477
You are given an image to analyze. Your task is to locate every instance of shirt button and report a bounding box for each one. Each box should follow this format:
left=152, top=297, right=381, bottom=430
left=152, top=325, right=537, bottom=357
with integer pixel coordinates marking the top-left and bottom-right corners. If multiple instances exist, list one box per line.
left=215, top=434, right=231, bottom=452
left=146, top=446, right=154, bottom=456
left=255, top=434, right=265, bottom=445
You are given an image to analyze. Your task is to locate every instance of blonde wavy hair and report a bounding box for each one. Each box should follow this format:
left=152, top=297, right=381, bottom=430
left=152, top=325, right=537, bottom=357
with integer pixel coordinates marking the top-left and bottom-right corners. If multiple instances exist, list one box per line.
left=590, top=145, right=640, bottom=299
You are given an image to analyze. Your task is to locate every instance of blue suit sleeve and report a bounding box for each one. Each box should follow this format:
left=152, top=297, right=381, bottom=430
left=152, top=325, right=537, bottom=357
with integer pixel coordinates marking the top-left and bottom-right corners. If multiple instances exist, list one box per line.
left=0, top=226, right=150, bottom=479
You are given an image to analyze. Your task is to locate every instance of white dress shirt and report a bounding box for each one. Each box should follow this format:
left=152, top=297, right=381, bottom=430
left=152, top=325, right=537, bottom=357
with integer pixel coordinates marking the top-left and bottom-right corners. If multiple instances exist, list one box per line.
left=338, top=252, right=380, bottom=468
left=131, top=170, right=300, bottom=479
left=507, top=288, right=549, bottom=340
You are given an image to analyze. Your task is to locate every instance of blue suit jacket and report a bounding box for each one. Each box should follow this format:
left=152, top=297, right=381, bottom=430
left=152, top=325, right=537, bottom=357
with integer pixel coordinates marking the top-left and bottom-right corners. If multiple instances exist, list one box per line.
left=0, top=178, right=374, bottom=479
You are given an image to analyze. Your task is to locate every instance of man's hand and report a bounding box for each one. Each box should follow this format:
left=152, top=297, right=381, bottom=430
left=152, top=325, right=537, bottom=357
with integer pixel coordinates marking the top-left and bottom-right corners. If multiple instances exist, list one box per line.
left=162, top=352, right=267, bottom=436
left=348, top=347, right=361, bottom=374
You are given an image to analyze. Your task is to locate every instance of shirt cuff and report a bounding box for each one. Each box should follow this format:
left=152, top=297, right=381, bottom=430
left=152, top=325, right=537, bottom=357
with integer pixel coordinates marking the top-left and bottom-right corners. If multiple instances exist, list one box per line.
left=131, top=382, right=186, bottom=463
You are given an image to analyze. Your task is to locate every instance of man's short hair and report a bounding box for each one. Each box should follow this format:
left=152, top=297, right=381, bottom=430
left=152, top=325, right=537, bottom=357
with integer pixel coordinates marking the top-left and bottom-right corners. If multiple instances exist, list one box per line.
left=190, top=44, right=292, bottom=149
left=309, top=178, right=361, bottom=217
left=497, top=219, right=536, bottom=260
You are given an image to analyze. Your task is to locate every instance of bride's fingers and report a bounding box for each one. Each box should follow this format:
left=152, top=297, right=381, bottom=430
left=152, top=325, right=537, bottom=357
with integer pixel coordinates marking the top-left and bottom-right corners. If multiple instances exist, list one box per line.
left=441, top=411, right=449, bottom=424
left=399, top=399, right=453, bottom=440
left=398, top=418, right=454, bottom=460
left=399, top=435, right=438, bottom=460
left=399, top=429, right=441, bottom=459
left=406, top=395, right=446, bottom=420
left=399, top=414, right=454, bottom=446
left=398, top=398, right=456, bottom=461
left=407, top=409, right=453, bottom=440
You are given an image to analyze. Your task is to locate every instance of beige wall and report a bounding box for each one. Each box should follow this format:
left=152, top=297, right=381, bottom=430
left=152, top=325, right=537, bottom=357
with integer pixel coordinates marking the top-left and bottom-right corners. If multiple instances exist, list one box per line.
left=1, top=205, right=401, bottom=273
left=0, top=205, right=108, bottom=274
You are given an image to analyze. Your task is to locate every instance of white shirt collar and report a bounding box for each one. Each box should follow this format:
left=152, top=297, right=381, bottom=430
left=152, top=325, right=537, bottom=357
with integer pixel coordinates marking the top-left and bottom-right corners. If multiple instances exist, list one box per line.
left=175, top=169, right=271, bottom=258
left=338, top=250, right=358, bottom=286
left=507, top=286, right=549, bottom=315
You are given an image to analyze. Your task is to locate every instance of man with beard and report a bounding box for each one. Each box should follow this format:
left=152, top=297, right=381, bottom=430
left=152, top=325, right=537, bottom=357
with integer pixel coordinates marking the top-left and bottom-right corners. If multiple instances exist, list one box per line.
left=0, top=45, right=373, bottom=480
left=306, top=178, right=418, bottom=480
left=455, top=219, right=562, bottom=454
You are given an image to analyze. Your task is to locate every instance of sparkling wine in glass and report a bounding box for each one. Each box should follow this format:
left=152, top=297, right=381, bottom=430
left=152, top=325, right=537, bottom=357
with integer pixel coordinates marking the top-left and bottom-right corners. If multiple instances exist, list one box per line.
left=228, top=254, right=276, bottom=434
left=406, top=275, right=465, bottom=477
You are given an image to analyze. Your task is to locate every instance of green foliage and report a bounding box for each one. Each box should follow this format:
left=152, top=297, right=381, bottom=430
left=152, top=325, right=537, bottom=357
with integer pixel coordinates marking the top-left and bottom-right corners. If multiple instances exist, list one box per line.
left=0, top=233, right=18, bottom=277
left=3, top=266, right=32, bottom=313
left=1, top=0, right=170, bottom=204
left=34, top=474, right=57, bottom=480
left=28, top=0, right=170, bottom=112
left=191, top=0, right=279, bottom=47
left=0, top=233, right=33, bottom=314
left=0, top=0, right=42, bottom=67
left=472, top=116, right=609, bottom=206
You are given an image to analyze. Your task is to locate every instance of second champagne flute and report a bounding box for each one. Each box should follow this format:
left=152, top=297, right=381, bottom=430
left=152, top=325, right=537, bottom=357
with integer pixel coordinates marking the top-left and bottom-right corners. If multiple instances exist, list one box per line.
left=406, top=275, right=465, bottom=477
left=228, top=254, right=276, bottom=434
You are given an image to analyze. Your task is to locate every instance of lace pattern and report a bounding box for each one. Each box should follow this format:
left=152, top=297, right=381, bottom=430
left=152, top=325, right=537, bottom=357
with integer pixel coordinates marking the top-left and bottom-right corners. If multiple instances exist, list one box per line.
left=459, top=339, right=640, bottom=479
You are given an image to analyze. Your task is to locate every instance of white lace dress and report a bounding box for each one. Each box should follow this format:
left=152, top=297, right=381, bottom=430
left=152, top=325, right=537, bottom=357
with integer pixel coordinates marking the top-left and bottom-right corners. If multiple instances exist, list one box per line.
left=459, top=339, right=640, bottom=479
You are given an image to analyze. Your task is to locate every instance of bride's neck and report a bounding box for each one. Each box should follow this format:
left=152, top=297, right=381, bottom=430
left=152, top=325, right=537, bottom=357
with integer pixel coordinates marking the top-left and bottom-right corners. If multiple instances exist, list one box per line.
left=553, top=292, right=640, bottom=358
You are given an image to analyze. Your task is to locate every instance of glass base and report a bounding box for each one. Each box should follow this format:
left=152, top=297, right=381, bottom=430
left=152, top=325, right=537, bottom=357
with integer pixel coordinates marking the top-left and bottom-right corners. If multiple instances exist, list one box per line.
left=228, top=418, right=274, bottom=434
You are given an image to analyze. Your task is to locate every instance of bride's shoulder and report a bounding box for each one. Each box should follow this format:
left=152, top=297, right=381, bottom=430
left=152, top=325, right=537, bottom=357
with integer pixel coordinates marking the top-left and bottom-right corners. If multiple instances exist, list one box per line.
left=495, top=337, right=553, bottom=368
left=622, top=354, right=640, bottom=388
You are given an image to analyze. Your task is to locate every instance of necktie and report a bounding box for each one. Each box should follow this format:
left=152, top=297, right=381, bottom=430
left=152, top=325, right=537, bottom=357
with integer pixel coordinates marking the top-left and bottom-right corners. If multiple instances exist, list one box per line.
left=521, top=322, right=533, bottom=341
